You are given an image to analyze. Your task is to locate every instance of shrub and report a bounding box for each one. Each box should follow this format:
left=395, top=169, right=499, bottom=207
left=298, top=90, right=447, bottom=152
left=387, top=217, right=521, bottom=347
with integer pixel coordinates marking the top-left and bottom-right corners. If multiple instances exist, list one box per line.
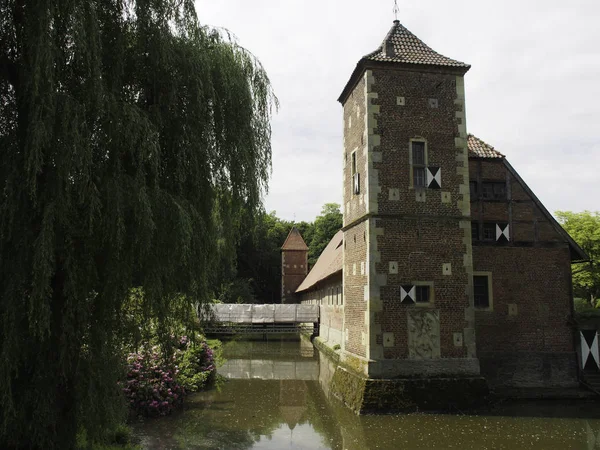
left=123, top=350, right=185, bottom=417
left=177, top=341, right=216, bottom=393
left=122, top=336, right=218, bottom=417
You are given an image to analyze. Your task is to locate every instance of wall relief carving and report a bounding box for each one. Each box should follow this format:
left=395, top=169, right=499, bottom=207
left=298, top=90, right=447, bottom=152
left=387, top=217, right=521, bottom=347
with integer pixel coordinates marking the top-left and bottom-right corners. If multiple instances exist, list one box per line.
left=408, top=309, right=441, bottom=359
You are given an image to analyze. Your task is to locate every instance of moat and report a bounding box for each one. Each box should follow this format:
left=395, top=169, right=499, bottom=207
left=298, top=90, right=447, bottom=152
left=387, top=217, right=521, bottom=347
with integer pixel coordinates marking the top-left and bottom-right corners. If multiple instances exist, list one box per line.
left=133, top=337, right=600, bottom=450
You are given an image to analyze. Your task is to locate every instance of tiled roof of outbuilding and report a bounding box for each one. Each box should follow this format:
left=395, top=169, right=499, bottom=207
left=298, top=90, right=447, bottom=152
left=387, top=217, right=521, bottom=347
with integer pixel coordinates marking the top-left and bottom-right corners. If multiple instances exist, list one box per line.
left=296, top=230, right=343, bottom=293
left=281, top=227, right=309, bottom=251
left=468, top=134, right=505, bottom=159
left=364, top=20, right=469, bottom=68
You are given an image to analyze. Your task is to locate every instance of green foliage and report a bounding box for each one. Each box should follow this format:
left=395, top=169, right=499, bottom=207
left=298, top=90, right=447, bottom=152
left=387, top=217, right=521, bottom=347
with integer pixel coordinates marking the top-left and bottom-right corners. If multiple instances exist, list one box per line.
left=308, top=203, right=343, bottom=266
left=228, top=210, right=292, bottom=303
left=176, top=341, right=216, bottom=393
left=215, top=278, right=257, bottom=304
left=574, top=297, right=592, bottom=312
left=76, top=424, right=141, bottom=450
left=121, top=288, right=202, bottom=356
left=556, top=211, right=600, bottom=306
left=0, top=0, right=275, bottom=447
left=219, top=204, right=341, bottom=303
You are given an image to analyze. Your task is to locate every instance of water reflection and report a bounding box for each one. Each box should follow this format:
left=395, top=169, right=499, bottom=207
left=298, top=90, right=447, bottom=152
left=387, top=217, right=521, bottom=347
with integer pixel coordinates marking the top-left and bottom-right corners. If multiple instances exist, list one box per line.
left=133, top=337, right=600, bottom=450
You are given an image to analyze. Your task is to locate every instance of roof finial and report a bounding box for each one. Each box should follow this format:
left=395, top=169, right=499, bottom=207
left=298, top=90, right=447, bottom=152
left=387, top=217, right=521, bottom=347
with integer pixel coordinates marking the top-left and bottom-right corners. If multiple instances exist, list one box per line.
left=393, top=0, right=399, bottom=22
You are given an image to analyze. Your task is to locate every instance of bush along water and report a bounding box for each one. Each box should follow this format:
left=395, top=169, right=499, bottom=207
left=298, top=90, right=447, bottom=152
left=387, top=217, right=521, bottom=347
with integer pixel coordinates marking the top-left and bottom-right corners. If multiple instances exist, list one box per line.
left=123, top=336, right=218, bottom=418
left=177, top=340, right=216, bottom=392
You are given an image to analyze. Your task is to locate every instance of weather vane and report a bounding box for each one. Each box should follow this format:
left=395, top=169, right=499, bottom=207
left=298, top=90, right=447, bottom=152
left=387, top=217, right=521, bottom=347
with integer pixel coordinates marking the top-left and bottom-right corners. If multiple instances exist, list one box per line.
left=393, top=0, right=399, bottom=21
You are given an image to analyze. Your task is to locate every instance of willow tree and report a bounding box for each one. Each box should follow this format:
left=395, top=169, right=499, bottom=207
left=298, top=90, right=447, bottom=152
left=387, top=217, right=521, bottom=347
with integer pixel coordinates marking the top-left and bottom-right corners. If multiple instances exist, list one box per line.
left=0, top=0, right=275, bottom=448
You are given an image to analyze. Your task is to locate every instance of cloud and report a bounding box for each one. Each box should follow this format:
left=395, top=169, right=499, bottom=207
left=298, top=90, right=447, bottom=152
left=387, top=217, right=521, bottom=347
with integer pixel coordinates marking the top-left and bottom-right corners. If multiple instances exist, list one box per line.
left=195, top=0, right=600, bottom=222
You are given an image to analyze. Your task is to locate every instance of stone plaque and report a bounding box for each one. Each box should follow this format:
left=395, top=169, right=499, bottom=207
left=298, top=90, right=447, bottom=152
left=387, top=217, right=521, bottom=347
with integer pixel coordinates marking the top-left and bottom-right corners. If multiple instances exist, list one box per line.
left=408, top=309, right=441, bottom=359
left=383, top=332, right=395, bottom=348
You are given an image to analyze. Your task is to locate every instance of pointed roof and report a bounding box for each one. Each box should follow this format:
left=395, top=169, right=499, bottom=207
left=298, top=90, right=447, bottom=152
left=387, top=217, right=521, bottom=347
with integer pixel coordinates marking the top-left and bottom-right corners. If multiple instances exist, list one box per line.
left=365, top=20, right=470, bottom=68
left=339, top=20, right=470, bottom=104
left=296, top=230, right=343, bottom=293
left=468, top=134, right=505, bottom=159
left=281, top=227, right=309, bottom=251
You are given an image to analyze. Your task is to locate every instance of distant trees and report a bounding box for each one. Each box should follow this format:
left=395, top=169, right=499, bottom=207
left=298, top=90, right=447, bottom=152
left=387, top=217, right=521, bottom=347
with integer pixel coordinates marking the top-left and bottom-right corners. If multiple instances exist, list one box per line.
left=218, top=204, right=343, bottom=304
left=556, top=211, right=600, bottom=307
left=308, top=203, right=343, bottom=266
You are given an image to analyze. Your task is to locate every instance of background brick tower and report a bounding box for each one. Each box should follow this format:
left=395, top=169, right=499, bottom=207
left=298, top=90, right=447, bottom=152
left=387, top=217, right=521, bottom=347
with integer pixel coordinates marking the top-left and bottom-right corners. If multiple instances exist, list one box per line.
left=281, top=227, right=309, bottom=304
left=338, top=20, right=481, bottom=379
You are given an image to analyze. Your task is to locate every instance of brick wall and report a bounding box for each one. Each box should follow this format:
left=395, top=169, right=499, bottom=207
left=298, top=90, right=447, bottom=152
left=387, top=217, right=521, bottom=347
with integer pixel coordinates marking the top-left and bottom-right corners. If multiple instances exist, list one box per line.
left=343, top=222, right=368, bottom=358
left=339, top=63, right=477, bottom=377
left=368, top=67, right=475, bottom=372
left=473, top=246, right=573, bottom=353
left=372, top=68, right=466, bottom=218
left=281, top=250, right=308, bottom=304
left=343, top=75, right=368, bottom=226
left=470, top=158, right=578, bottom=387
left=377, top=217, right=470, bottom=359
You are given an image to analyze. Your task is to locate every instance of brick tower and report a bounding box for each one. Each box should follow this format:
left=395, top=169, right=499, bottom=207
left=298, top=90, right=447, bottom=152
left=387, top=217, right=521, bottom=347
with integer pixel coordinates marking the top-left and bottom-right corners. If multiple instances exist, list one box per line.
left=338, top=20, right=483, bottom=384
left=281, top=227, right=309, bottom=304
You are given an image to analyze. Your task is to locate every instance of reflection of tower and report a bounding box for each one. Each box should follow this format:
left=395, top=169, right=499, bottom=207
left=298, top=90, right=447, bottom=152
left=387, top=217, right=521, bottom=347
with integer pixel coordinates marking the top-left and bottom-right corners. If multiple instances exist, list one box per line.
left=279, top=380, right=307, bottom=430
left=281, top=227, right=309, bottom=304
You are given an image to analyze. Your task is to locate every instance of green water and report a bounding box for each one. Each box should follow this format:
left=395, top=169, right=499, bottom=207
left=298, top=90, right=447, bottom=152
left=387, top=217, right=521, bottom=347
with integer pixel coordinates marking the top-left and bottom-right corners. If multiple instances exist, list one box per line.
left=133, top=337, right=600, bottom=450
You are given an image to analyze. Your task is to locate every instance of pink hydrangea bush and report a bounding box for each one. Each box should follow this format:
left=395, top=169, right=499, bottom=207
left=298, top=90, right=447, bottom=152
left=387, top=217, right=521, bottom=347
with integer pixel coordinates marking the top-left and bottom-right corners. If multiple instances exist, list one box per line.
left=123, top=350, right=185, bottom=417
left=122, top=337, right=217, bottom=417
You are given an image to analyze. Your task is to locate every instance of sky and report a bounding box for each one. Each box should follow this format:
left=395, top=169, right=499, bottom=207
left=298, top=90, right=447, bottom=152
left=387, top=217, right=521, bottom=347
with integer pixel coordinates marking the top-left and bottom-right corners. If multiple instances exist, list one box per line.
left=195, top=0, right=600, bottom=222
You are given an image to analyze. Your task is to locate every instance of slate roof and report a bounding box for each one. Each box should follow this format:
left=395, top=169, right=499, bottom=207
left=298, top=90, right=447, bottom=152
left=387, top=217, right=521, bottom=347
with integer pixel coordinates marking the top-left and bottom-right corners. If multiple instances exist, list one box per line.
left=339, top=20, right=469, bottom=104
left=364, top=20, right=469, bottom=68
left=296, top=230, right=343, bottom=293
left=281, top=227, right=309, bottom=251
left=468, top=134, right=505, bottom=159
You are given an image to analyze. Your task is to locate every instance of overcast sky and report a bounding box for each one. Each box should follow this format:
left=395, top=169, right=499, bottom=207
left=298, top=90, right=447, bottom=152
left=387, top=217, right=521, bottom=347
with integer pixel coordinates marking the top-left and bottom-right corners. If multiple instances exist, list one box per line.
left=195, top=0, right=600, bottom=222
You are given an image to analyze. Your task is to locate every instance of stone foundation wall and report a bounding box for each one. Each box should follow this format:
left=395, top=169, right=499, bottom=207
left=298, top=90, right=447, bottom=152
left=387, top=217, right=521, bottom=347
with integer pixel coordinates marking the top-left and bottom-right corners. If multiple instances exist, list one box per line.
left=314, top=336, right=488, bottom=414
left=479, top=352, right=578, bottom=389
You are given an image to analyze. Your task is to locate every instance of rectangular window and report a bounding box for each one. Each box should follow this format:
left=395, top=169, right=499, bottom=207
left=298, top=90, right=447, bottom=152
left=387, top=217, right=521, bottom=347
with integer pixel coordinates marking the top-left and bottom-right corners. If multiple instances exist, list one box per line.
left=469, top=181, right=478, bottom=198
left=473, top=274, right=492, bottom=309
left=351, top=151, right=360, bottom=195
left=481, top=182, right=506, bottom=200
left=471, top=222, right=479, bottom=241
left=482, top=223, right=495, bottom=241
left=411, top=141, right=427, bottom=188
left=412, top=142, right=425, bottom=165
left=413, top=167, right=426, bottom=188
left=415, top=285, right=430, bottom=303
